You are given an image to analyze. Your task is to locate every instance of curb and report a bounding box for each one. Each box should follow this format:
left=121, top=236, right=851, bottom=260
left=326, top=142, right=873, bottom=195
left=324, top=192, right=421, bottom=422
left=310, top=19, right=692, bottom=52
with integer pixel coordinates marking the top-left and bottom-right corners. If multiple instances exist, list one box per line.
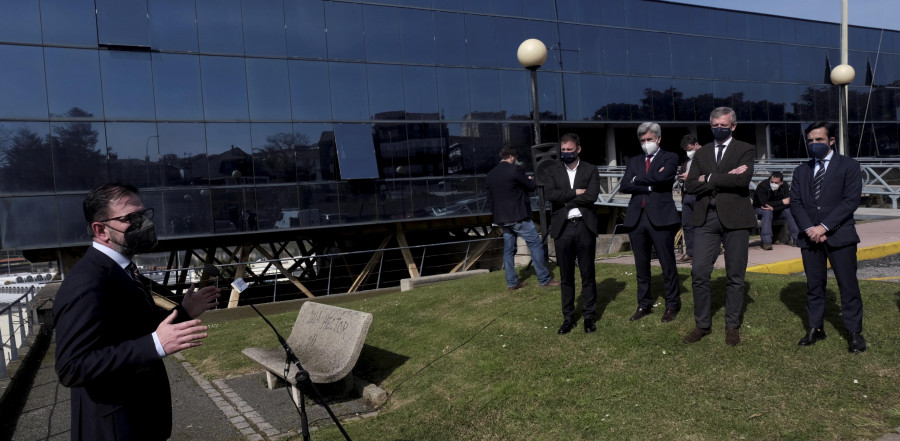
left=747, top=241, right=900, bottom=275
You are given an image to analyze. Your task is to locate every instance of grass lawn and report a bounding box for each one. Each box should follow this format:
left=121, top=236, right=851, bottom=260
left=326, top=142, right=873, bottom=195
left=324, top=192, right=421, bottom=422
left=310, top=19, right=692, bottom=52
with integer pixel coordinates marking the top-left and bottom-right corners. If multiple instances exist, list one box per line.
left=183, top=263, right=900, bottom=441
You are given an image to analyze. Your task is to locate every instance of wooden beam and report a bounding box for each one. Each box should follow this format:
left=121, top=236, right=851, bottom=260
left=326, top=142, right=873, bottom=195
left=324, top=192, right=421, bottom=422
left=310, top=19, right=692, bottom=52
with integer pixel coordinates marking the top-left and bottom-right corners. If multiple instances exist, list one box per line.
left=253, top=245, right=315, bottom=298
left=348, top=234, right=393, bottom=293
left=394, top=226, right=419, bottom=278
left=227, top=244, right=252, bottom=308
left=450, top=227, right=501, bottom=273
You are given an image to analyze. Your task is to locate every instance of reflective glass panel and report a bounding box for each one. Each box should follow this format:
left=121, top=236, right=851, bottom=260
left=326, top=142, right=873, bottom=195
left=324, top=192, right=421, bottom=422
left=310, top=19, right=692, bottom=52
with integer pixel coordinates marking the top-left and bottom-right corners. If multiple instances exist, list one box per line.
left=41, top=0, right=98, bottom=46
left=210, top=187, right=258, bottom=233
left=651, top=78, right=674, bottom=122
left=403, top=66, right=439, bottom=120
left=434, top=12, right=467, bottom=66
left=96, top=0, right=150, bottom=47
left=499, top=70, right=530, bottom=120
left=242, top=0, right=287, bottom=57
left=149, top=0, right=198, bottom=52
left=325, top=2, right=365, bottom=61
left=647, top=33, right=672, bottom=77
left=599, top=0, right=625, bottom=26
left=432, top=0, right=462, bottom=10
left=380, top=180, right=412, bottom=220
left=58, top=194, right=91, bottom=245
left=373, top=123, right=409, bottom=179
left=338, top=180, right=378, bottom=224
left=538, top=71, right=563, bottom=120
left=156, top=122, right=207, bottom=186
left=0, top=45, right=48, bottom=119
left=407, top=123, right=445, bottom=177
left=725, top=11, right=747, bottom=39
left=105, top=122, right=159, bottom=188
left=555, top=0, right=576, bottom=22
left=465, top=15, right=496, bottom=67
left=493, top=17, right=525, bottom=70
left=581, top=74, right=606, bottom=121
left=562, top=73, right=582, bottom=121
left=45, top=48, right=103, bottom=119
left=0, top=1, right=40, bottom=43
left=152, top=53, right=203, bottom=121
left=197, top=0, right=244, bottom=55
left=251, top=123, right=297, bottom=184
left=161, top=188, right=213, bottom=237
left=494, top=0, right=522, bottom=16
left=0, top=196, right=58, bottom=248
left=523, top=0, right=555, bottom=19
left=629, top=76, right=652, bottom=121
left=0, top=121, right=53, bottom=193
left=601, top=28, right=628, bottom=74
left=100, top=51, right=155, bottom=120
left=50, top=120, right=108, bottom=191
left=246, top=58, right=292, bottom=121
left=334, top=123, right=379, bottom=179
left=443, top=124, right=474, bottom=175
left=255, top=184, right=298, bottom=231
left=364, top=5, right=401, bottom=63
left=435, top=67, right=471, bottom=121
left=605, top=76, right=631, bottom=121
left=286, top=0, right=327, bottom=59
left=672, top=79, right=694, bottom=121
left=205, top=123, right=252, bottom=185
left=294, top=123, right=337, bottom=181
left=289, top=60, right=332, bottom=121
left=693, top=80, right=714, bottom=120
left=298, top=182, right=339, bottom=227
left=201, top=56, right=249, bottom=121
left=766, top=82, right=786, bottom=121
left=367, top=64, right=405, bottom=119
left=398, top=8, right=434, bottom=65
left=464, top=0, right=492, bottom=13
left=329, top=62, right=370, bottom=121
left=468, top=70, right=501, bottom=117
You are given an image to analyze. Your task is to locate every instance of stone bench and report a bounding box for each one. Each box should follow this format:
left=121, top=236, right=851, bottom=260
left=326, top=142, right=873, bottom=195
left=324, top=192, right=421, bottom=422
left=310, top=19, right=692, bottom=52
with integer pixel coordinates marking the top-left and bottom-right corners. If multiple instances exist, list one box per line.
left=399, top=269, right=489, bottom=292
left=241, top=301, right=373, bottom=406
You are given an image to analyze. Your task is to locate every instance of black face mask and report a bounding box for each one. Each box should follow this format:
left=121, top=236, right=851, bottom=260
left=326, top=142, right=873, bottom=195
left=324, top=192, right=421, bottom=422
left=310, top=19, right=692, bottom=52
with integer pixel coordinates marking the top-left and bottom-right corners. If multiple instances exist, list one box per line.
left=108, top=218, right=158, bottom=256
left=712, top=127, right=732, bottom=142
left=560, top=151, right=578, bottom=164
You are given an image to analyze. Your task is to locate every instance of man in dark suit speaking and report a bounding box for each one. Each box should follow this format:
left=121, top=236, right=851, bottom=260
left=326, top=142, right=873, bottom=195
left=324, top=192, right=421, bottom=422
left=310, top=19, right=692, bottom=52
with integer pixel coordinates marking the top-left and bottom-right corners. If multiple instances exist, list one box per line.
left=542, top=133, right=601, bottom=334
left=620, top=122, right=682, bottom=323
left=790, top=122, right=866, bottom=353
left=683, top=107, right=757, bottom=347
left=485, top=147, right=559, bottom=290
left=53, top=183, right=221, bottom=441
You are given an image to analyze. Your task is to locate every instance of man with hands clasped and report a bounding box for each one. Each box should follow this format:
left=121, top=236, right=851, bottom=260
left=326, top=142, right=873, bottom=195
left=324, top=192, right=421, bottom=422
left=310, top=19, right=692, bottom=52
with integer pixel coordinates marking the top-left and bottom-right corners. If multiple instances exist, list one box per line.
left=53, top=183, right=221, bottom=441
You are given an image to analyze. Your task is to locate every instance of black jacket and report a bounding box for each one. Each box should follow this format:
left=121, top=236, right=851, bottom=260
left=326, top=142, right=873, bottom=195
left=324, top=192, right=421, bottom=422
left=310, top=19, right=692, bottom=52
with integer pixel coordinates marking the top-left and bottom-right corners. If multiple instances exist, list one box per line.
left=752, top=180, right=791, bottom=211
left=485, top=160, right=535, bottom=225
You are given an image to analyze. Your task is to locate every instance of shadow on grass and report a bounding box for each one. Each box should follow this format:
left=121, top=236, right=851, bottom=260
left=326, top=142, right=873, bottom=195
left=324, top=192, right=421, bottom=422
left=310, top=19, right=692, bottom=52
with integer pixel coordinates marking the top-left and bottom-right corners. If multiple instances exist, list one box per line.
left=595, top=277, right=626, bottom=319
left=896, top=290, right=900, bottom=313
left=355, top=344, right=409, bottom=384
left=778, top=282, right=848, bottom=339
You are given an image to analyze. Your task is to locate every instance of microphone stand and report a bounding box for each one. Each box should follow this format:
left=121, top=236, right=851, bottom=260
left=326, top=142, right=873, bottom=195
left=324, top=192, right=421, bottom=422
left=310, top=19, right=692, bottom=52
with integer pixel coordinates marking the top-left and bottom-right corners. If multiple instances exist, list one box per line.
left=250, top=305, right=353, bottom=441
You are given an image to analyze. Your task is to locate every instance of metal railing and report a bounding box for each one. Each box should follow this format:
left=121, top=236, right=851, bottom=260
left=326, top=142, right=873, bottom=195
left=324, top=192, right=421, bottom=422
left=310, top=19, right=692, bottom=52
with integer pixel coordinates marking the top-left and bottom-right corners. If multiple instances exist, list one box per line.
left=1, top=285, right=37, bottom=380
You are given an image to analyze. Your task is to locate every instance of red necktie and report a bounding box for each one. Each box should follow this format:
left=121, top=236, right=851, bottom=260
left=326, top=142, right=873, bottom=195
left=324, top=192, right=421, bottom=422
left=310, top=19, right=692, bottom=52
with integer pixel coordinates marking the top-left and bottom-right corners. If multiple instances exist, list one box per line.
left=642, top=156, right=651, bottom=207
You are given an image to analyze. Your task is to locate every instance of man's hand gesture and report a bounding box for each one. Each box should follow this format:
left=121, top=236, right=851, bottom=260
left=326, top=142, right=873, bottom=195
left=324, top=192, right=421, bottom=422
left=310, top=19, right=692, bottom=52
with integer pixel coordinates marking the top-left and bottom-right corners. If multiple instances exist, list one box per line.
left=156, top=310, right=208, bottom=355
left=182, top=284, right=221, bottom=319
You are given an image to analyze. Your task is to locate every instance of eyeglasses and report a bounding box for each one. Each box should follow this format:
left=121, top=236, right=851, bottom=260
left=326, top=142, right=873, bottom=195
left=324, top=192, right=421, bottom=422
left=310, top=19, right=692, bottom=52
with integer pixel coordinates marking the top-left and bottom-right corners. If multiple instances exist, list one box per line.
left=98, top=208, right=154, bottom=225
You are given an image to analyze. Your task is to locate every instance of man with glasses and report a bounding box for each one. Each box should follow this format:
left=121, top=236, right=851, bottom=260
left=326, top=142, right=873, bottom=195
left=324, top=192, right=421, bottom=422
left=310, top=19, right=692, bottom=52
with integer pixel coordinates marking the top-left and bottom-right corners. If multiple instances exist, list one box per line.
left=53, top=183, right=221, bottom=441
left=683, top=107, right=757, bottom=347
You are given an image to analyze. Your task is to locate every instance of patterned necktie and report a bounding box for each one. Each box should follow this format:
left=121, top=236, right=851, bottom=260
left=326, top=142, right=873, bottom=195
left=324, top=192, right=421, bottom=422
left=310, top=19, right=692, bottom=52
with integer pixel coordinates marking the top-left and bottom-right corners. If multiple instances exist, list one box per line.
left=715, top=145, right=724, bottom=164
left=126, top=262, right=140, bottom=281
left=813, top=160, right=826, bottom=204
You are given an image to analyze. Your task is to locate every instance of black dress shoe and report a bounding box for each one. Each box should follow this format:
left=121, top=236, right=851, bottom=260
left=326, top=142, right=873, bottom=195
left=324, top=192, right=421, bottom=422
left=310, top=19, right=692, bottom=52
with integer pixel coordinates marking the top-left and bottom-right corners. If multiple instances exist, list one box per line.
left=629, top=307, right=652, bottom=321
left=661, top=308, right=679, bottom=323
left=583, top=319, right=596, bottom=333
left=507, top=282, right=528, bottom=291
left=848, top=332, right=867, bottom=353
left=558, top=321, right=575, bottom=335
left=798, top=328, right=826, bottom=346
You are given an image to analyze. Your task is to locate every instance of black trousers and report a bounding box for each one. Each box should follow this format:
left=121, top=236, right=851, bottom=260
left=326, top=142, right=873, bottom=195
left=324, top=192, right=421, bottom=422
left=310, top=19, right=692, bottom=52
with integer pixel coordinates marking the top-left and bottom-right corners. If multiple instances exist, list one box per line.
left=555, top=219, right=597, bottom=322
left=628, top=211, right=681, bottom=310
left=801, top=241, right=863, bottom=333
left=690, top=209, right=749, bottom=329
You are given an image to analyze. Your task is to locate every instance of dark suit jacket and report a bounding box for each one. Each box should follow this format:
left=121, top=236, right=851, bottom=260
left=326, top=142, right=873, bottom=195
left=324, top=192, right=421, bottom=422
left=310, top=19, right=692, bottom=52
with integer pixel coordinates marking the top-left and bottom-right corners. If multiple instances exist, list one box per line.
left=620, top=150, right=681, bottom=228
left=485, top=160, right=535, bottom=224
left=752, top=180, right=791, bottom=213
left=542, top=160, right=601, bottom=239
left=684, top=139, right=757, bottom=229
left=789, top=153, right=861, bottom=248
left=53, top=246, right=187, bottom=441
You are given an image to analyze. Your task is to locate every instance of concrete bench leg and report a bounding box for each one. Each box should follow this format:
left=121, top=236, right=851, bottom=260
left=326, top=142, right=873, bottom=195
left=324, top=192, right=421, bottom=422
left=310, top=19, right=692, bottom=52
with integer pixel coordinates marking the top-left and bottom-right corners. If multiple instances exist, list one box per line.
left=291, top=384, right=302, bottom=407
left=265, top=371, right=287, bottom=390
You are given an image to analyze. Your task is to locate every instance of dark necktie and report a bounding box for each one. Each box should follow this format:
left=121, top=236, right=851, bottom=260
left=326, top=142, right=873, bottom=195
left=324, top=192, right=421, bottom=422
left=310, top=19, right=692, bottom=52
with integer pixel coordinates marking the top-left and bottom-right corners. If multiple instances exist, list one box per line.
left=813, top=160, right=826, bottom=204
left=642, top=156, right=652, bottom=208
left=126, top=262, right=140, bottom=281
left=715, top=145, right=724, bottom=164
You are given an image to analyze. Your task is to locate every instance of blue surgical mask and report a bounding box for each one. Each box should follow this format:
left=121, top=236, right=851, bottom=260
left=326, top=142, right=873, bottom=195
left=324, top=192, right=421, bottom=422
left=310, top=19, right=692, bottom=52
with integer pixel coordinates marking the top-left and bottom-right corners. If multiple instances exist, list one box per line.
left=809, top=142, right=830, bottom=159
left=560, top=151, right=578, bottom=164
left=712, top=126, right=732, bottom=142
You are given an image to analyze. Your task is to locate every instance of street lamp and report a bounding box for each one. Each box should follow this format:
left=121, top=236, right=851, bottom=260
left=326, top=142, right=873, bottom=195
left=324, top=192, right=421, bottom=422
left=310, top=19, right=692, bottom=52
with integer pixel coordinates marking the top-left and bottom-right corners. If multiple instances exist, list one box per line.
left=831, top=0, right=854, bottom=156
left=517, top=38, right=551, bottom=253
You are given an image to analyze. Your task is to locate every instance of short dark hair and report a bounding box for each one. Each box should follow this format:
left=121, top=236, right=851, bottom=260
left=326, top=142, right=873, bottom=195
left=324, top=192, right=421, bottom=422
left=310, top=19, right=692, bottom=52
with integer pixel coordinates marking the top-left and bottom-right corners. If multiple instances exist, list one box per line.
left=680, top=134, right=698, bottom=149
left=769, top=171, right=784, bottom=181
left=498, top=147, right=518, bottom=160
left=83, top=183, right=140, bottom=225
left=804, top=121, right=835, bottom=139
left=559, top=133, right=580, bottom=146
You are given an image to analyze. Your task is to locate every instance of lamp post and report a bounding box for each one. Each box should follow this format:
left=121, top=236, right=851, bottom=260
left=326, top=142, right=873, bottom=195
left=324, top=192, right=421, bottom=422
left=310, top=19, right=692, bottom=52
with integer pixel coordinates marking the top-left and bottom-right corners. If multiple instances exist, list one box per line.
left=517, top=38, right=551, bottom=250
left=830, top=0, right=854, bottom=156
left=145, top=135, right=158, bottom=186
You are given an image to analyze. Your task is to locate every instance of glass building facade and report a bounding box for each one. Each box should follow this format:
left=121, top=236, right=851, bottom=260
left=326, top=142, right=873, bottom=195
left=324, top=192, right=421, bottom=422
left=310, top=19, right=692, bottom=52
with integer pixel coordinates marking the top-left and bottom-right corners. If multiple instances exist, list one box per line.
left=1, top=0, right=900, bottom=251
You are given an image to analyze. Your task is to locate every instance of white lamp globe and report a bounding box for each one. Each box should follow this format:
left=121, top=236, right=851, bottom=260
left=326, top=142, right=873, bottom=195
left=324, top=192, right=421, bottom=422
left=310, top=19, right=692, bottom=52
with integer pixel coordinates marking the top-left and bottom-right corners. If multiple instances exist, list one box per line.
left=517, top=38, right=548, bottom=69
left=830, top=64, right=856, bottom=85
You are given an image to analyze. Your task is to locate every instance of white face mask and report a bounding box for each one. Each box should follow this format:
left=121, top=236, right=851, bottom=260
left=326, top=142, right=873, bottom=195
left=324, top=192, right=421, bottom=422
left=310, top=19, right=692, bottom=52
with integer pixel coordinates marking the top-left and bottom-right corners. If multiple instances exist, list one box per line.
left=686, top=150, right=696, bottom=159
left=641, top=141, right=659, bottom=156
left=770, top=182, right=780, bottom=191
